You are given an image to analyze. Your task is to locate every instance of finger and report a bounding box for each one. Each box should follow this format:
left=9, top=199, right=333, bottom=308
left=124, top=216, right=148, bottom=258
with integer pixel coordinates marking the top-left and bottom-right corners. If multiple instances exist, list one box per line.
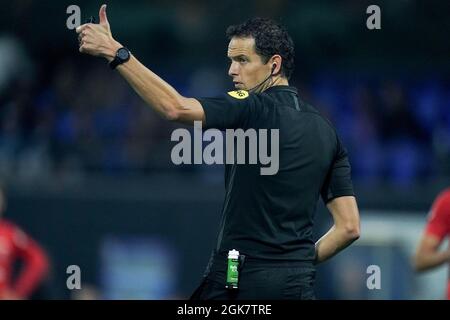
left=78, top=30, right=88, bottom=44
left=76, top=23, right=91, bottom=34
left=99, top=4, right=109, bottom=27
left=81, top=36, right=94, bottom=45
left=78, top=34, right=85, bottom=46
left=76, top=24, right=86, bottom=34
left=79, top=43, right=93, bottom=53
left=78, top=37, right=89, bottom=47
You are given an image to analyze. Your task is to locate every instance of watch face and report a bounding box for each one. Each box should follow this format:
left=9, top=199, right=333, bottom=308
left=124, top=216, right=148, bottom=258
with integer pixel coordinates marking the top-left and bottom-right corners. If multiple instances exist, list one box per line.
left=117, top=48, right=129, bottom=60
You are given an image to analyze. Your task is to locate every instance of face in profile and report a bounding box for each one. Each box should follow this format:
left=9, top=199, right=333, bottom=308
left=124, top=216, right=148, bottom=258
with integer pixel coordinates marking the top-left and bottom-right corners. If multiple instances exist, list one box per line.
left=227, top=37, right=272, bottom=91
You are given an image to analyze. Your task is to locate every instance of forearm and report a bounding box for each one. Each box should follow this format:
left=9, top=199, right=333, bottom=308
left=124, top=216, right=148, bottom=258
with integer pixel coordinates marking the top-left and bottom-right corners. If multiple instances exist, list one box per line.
left=98, top=39, right=185, bottom=121
left=314, top=225, right=359, bottom=264
left=414, top=249, right=450, bottom=272
left=105, top=46, right=184, bottom=120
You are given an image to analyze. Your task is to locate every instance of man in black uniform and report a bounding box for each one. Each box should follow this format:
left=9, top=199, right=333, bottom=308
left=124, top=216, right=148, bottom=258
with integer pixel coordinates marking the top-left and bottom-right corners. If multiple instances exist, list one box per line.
left=77, top=5, right=361, bottom=299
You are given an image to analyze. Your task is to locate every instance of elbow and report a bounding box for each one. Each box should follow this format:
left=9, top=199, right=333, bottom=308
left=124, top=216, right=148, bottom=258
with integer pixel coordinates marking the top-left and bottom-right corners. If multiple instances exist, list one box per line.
left=160, top=98, right=182, bottom=122
left=164, top=109, right=180, bottom=121
left=344, top=223, right=360, bottom=242
left=413, top=259, right=423, bottom=272
left=413, top=261, right=423, bottom=273
left=413, top=253, right=426, bottom=272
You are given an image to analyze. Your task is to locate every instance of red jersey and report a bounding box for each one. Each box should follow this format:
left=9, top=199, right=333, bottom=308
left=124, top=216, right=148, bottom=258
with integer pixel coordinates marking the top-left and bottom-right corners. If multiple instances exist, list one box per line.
left=425, top=189, right=450, bottom=300
left=0, top=220, right=49, bottom=299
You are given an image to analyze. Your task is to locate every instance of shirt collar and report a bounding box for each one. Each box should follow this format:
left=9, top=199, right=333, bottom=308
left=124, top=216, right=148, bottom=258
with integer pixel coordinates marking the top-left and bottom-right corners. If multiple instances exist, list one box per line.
left=264, top=85, right=298, bottom=96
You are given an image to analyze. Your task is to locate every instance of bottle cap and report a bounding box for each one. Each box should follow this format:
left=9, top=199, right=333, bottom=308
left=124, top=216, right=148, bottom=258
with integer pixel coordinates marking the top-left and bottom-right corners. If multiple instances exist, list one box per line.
left=228, top=249, right=239, bottom=259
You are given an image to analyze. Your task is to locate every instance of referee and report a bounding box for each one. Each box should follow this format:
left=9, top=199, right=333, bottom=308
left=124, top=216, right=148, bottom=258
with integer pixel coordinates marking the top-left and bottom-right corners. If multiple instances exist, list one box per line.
left=77, top=5, right=361, bottom=300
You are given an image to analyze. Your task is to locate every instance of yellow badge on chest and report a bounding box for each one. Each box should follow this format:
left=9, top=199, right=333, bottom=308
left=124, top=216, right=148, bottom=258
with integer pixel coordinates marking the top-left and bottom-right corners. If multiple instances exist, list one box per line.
left=227, top=90, right=249, bottom=99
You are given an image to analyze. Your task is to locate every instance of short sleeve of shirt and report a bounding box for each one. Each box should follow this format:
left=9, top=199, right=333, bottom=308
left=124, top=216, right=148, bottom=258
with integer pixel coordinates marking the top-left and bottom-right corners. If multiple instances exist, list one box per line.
left=425, top=190, right=450, bottom=241
left=321, top=135, right=355, bottom=203
left=198, top=90, right=254, bottom=130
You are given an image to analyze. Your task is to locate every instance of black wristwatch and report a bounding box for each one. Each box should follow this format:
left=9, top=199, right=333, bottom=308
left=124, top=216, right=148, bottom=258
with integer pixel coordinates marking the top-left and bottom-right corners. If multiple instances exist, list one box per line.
left=109, top=47, right=131, bottom=70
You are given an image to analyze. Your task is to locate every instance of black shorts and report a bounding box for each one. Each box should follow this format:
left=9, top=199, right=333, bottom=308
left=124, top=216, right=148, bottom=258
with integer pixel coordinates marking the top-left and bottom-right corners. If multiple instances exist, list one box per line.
left=190, top=257, right=316, bottom=300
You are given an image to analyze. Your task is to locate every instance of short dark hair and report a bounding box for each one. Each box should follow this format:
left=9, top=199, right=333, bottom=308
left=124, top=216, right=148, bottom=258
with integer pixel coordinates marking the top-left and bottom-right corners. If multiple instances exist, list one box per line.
left=226, top=18, right=295, bottom=80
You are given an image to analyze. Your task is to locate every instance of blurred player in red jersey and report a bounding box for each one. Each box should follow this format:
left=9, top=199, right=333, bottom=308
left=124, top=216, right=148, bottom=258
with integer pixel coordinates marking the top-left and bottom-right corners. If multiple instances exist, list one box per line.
left=414, top=188, right=450, bottom=299
left=0, top=188, right=50, bottom=299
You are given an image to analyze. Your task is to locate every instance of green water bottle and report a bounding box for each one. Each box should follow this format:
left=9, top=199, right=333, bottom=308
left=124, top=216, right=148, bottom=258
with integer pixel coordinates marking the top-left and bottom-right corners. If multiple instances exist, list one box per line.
left=226, top=249, right=239, bottom=289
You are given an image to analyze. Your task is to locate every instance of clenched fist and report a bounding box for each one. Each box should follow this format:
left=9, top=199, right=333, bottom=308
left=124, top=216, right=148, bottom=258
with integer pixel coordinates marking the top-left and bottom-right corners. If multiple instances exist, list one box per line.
left=76, top=4, right=122, bottom=62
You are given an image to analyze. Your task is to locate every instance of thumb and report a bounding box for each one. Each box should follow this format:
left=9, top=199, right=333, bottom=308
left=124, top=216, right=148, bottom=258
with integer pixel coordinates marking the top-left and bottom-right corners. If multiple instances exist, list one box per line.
left=99, top=4, right=110, bottom=27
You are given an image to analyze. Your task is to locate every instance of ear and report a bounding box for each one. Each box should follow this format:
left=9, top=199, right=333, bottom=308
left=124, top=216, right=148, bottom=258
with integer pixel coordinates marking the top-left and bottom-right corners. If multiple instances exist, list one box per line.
left=270, top=55, right=283, bottom=75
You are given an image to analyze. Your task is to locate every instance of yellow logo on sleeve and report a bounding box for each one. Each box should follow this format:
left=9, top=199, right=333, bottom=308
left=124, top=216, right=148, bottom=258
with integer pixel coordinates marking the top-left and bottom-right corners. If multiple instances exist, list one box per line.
left=227, top=90, right=249, bottom=99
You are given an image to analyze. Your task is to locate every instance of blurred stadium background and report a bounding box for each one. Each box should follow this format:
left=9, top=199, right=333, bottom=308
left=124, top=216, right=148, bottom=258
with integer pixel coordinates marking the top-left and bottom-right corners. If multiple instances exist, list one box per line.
left=0, top=0, right=449, bottom=299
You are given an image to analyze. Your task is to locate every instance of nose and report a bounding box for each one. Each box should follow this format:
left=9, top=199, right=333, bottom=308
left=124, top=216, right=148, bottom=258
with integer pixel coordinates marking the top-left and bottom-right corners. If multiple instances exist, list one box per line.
left=228, top=61, right=239, bottom=77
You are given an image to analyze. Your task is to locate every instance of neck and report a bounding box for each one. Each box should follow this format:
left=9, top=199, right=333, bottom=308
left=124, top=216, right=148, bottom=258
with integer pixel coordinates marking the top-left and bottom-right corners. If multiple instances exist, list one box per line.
left=271, top=76, right=289, bottom=87
left=255, top=75, right=289, bottom=93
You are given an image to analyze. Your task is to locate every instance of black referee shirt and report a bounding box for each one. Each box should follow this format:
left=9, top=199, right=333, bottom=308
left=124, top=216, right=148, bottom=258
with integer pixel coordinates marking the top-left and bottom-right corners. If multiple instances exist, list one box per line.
left=198, top=85, right=354, bottom=263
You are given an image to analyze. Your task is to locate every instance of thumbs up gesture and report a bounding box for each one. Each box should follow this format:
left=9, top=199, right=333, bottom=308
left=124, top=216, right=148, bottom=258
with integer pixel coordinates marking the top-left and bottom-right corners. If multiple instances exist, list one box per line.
left=76, top=4, right=122, bottom=62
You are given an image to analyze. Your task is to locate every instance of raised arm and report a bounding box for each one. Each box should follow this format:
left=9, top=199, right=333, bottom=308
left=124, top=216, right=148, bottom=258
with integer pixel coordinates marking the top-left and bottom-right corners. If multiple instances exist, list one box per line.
left=76, top=4, right=204, bottom=124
